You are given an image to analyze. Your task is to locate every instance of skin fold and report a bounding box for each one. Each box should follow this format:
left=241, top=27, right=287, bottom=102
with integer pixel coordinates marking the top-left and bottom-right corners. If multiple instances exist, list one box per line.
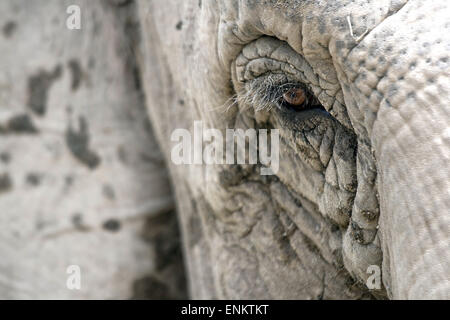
left=138, top=0, right=450, bottom=299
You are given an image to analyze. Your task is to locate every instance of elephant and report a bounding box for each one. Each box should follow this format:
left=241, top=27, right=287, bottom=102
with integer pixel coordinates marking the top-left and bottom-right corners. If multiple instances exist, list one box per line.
left=136, top=0, right=450, bottom=299
left=0, top=0, right=448, bottom=300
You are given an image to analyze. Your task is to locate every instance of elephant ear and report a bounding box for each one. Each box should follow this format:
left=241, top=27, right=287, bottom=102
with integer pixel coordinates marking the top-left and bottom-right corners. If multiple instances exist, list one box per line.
left=0, top=0, right=185, bottom=299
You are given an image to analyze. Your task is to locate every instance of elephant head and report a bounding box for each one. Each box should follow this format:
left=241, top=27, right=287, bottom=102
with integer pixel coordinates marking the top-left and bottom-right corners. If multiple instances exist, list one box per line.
left=137, top=0, right=450, bottom=299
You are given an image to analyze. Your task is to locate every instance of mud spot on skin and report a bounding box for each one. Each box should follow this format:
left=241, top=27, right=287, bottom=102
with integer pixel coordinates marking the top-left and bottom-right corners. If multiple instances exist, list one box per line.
left=132, top=66, right=141, bottom=90
left=0, top=152, right=11, bottom=164
left=117, top=145, right=128, bottom=164
left=0, top=114, right=38, bottom=134
left=175, top=21, right=183, bottom=30
left=142, top=210, right=184, bottom=271
left=140, top=152, right=164, bottom=166
left=121, top=18, right=141, bottom=90
left=7, top=114, right=38, bottom=133
left=188, top=213, right=203, bottom=247
left=131, top=276, right=171, bottom=299
left=88, top=57, right=96, bottom=69
left=27, top=65, right=62, bottom=116
left=68, top=59, right=82, bottom=91
left=71, top=213, right=90, bottom=232
left=102, top=184, right=115, bottom=200
left=142, top=117, right=155, bottom=136
left=109, top=0, right=132, bottom=6
left=65, top=175, right=74, bottom=188
left=26, top=173, right=41, bottom=186
left=65, top=116, right=101, bottom=169
left=35, top=220, right=47, bottom=231
left=102, top=219, right=121, bottom=232
left=3, top=21, right=17, bottom=38
left=0, top=173, right=12, bottom=193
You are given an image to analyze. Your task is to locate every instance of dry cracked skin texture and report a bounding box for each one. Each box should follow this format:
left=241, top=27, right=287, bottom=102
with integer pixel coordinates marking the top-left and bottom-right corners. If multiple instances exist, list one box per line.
left=138, top=0, right=450, bottom=299
left=1, top=0, right=448, bottom=299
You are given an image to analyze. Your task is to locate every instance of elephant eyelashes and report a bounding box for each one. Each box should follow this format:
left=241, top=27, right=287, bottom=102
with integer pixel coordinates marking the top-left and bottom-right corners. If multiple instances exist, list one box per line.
left=237, top=71, right=325, bottom=114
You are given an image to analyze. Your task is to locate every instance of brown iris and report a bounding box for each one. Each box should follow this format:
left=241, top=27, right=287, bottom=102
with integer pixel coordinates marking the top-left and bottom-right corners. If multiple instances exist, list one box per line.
left=282, top=87, right=307, bottom=107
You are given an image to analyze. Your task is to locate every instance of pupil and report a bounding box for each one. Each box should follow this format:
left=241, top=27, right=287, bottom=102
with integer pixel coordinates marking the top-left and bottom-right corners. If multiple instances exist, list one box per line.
left=283, top=87, right=306, bottom=106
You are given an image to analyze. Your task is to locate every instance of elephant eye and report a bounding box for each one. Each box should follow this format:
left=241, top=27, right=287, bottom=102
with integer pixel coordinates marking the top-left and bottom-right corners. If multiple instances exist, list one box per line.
left=277, top=84, right=323, bottom=112
left=251, top=80, right=325, bottom=114
left=232, top=36, right=328, bottom=116
left=282, top=87, right=306, bottom=107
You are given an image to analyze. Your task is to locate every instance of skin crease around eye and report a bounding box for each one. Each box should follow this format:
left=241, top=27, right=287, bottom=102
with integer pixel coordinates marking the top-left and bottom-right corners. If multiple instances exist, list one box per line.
left=233, top=37, right=351, bottom=125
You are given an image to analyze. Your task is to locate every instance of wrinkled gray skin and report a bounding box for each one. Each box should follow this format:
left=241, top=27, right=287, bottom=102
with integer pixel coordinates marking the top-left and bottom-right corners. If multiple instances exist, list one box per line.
left=3, top=0, right=447, bottom=300
left=138, top=0, right=450, bottom=299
